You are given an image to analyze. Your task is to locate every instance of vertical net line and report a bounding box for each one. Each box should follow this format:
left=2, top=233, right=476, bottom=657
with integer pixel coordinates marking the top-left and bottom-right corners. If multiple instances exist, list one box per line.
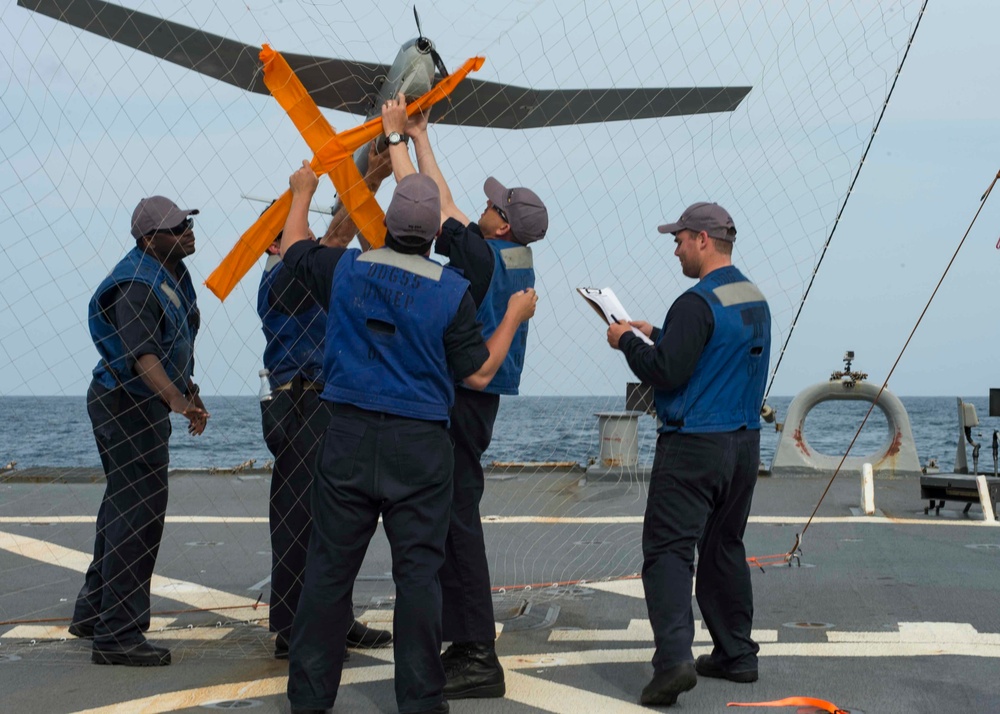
left=762, top=0, right=931, bottom=403
left=787, top=167, right=1000, bottom=556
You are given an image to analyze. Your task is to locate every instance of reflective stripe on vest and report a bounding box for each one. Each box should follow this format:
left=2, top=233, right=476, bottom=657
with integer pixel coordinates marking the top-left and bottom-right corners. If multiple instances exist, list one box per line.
left=321, top=248, right=469, bottom=422
left=472, top=240, right=534, bottom=395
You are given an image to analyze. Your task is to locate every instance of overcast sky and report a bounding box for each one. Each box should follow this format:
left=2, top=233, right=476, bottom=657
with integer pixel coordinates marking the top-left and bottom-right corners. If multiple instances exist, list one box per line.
left=2, top=0, right=998, bottom=400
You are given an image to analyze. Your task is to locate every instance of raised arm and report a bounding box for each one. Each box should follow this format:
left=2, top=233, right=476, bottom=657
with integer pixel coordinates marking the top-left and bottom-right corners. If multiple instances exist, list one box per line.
left=463, top=288, right=538, bottom=389
left=320, top=141, right=393, bottom=251
left=280, top=161, right=320, bottom=259
left=381, top=94, right=417, bottom=183
left=383, top=92, right=469, bottom=226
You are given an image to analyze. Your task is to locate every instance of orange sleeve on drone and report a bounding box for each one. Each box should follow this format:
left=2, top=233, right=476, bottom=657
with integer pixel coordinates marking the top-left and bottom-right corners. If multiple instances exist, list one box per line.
left=206, top=50, right=484, bottom=301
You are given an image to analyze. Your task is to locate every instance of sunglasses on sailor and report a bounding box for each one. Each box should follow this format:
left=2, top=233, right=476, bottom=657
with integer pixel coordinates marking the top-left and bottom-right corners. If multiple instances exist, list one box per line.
left=491, top=203, right=509, bottom=223
left=154, top=217, right=194, bottom=237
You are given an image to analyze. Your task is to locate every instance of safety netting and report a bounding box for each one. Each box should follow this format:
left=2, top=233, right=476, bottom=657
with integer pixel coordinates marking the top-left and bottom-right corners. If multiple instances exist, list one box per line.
left=1, top=0, right=925, bottom=644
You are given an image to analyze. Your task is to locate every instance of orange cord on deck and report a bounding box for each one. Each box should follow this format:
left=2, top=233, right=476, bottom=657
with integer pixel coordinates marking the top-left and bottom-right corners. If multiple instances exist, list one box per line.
left=205, top=49, right=485, bottom=301
left=487, top=551, right=797, bottom=595
left=746, top=553, right=796, bottom=572
left=728, top=696, right=849, bottom=713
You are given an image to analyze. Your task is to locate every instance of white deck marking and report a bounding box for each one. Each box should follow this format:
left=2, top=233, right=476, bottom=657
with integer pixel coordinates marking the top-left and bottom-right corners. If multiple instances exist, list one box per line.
left=0, top=531, right=262, bottom=615
left=2, top=624, right=231, bottom=641
left=547, top=618, right=778, bottom=643
left=759, top=642, right=1000, bottom=657
left=352, top=609, right=509, bottom=639
left=2, top=617, right=177, bottom=641
left=73, top=665, right=398, bottom=714
left=827, top=622, right=1000, bottom=645
left=73, top=677, right=289, bottom=714
left=354, top=608, right=394, bottom=624
left=0, top=516, right=268, bottom=524
left=504, top=670, right=651, bottom=712
left=1, top=514, right=995, bottom=526
left=586, top=578, right=645, bottom=599
left=247, top=575, right=271, bottom=591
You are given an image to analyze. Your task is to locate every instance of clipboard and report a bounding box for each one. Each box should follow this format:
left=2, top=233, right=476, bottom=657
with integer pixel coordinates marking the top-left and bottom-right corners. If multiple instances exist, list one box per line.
left=576, top=287, right=654, bottom=345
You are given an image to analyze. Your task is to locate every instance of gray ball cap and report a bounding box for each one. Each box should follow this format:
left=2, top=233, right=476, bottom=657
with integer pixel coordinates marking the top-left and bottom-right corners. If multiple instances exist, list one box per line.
left=657, top=201, right=737, bottom=242
left=484, top=177, right=548, bottom=245
left=130, top=196, right=199, bottom=240
left=385, top=174, right=441, bottom=245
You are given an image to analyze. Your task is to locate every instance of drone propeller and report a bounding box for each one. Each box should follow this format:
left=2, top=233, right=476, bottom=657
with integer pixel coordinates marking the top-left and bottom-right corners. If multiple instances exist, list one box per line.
left=414, top=6, right=449, bottom=77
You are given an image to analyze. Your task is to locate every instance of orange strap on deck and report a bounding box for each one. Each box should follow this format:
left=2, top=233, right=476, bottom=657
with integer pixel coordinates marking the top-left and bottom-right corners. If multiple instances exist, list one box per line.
left=205, top=50, right=485, bottom=301
left=728, top=696, right=849, bottom=713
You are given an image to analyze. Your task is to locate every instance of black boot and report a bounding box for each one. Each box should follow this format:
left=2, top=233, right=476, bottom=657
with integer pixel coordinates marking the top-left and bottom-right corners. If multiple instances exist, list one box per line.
left=92, top=640, right=171, bottom=667
left=443, top=641, right=505, bottom=699
left=345, top=619, right=392, bottom=648
left=694, top=654, right=758, bottom=683
left=440, top=641, right=469, bottom=666
left=639, top=661, right=697, bottom=706
left=68, top=621, right=95, bottom=639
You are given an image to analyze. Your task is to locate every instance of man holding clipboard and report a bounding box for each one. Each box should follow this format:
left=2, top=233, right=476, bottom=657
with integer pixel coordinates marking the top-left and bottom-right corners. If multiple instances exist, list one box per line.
left=605, top=202, right=771, bottom=707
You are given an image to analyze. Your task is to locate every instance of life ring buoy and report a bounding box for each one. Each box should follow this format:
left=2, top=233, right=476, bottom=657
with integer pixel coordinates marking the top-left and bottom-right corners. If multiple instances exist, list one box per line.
left=770, top=380, right=921, bottom=477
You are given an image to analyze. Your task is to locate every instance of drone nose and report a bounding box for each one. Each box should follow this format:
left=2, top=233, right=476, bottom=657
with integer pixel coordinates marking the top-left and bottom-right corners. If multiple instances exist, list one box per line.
left=416, top=37, right=432, bottom=54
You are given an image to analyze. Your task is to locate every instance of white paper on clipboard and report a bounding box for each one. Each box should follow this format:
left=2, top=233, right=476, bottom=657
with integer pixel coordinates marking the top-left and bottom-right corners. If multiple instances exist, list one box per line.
left=576, top=287, right=654, bottom=345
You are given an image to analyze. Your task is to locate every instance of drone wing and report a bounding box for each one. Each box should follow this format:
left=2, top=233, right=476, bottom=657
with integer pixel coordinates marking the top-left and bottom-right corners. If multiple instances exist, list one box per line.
left=18, top=0, right=388, bottom=116
left=430, top=81, right=752, bottom=128
left=20, top=0, right=751, bottom=126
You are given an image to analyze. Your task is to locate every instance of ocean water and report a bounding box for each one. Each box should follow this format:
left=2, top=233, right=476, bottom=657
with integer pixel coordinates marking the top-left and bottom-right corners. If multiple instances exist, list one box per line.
left=2, top=394, right=999, bottom=473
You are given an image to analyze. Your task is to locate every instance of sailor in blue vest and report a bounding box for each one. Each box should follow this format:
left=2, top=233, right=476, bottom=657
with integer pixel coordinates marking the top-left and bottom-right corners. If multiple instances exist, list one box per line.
left=607, top=202, right=771, bottom=707
left=71, top=196, right=209, bottom=667
left=280, top=159, right=538, bottom=714
left=258, top=142, right=393, bottom=660
left=381, top=94, right=548, bottom=699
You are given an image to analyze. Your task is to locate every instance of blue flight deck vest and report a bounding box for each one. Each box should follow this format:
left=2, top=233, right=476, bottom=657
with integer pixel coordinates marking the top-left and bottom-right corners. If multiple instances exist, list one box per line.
left=257, top=256, right=326, bottom=388
left=89, top=247, right=199, bottom=399
left=654, top=266, right=770, bottom=434
left=322, top=248, right=469, bottom=422
left=469, top=240, right=534, bottom=395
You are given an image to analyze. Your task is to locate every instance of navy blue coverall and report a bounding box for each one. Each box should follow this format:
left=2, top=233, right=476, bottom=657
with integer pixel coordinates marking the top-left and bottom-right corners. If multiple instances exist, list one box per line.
left=282, top=241, right=490, bottom=713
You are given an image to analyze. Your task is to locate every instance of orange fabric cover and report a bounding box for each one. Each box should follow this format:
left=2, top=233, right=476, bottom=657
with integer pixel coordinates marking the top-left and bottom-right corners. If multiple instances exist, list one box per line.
left=205, top=50, right=485, bottom=301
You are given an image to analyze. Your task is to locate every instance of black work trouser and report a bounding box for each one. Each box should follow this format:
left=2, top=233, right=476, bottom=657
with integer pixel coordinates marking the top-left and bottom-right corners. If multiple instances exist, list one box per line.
left=642, top=429, right=760, bottom=673
left=73, top=381, right=171, bottom=647
left=440, top=388, right=500, bottom=644
left=287, top=404, right=453, bottom=714
left=260, top=384, right=329, bottom=642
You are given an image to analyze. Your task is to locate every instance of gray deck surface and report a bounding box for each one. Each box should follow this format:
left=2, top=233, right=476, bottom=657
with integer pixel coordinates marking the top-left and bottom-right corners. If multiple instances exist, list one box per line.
left=2, top=469, right=999, bottom=713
